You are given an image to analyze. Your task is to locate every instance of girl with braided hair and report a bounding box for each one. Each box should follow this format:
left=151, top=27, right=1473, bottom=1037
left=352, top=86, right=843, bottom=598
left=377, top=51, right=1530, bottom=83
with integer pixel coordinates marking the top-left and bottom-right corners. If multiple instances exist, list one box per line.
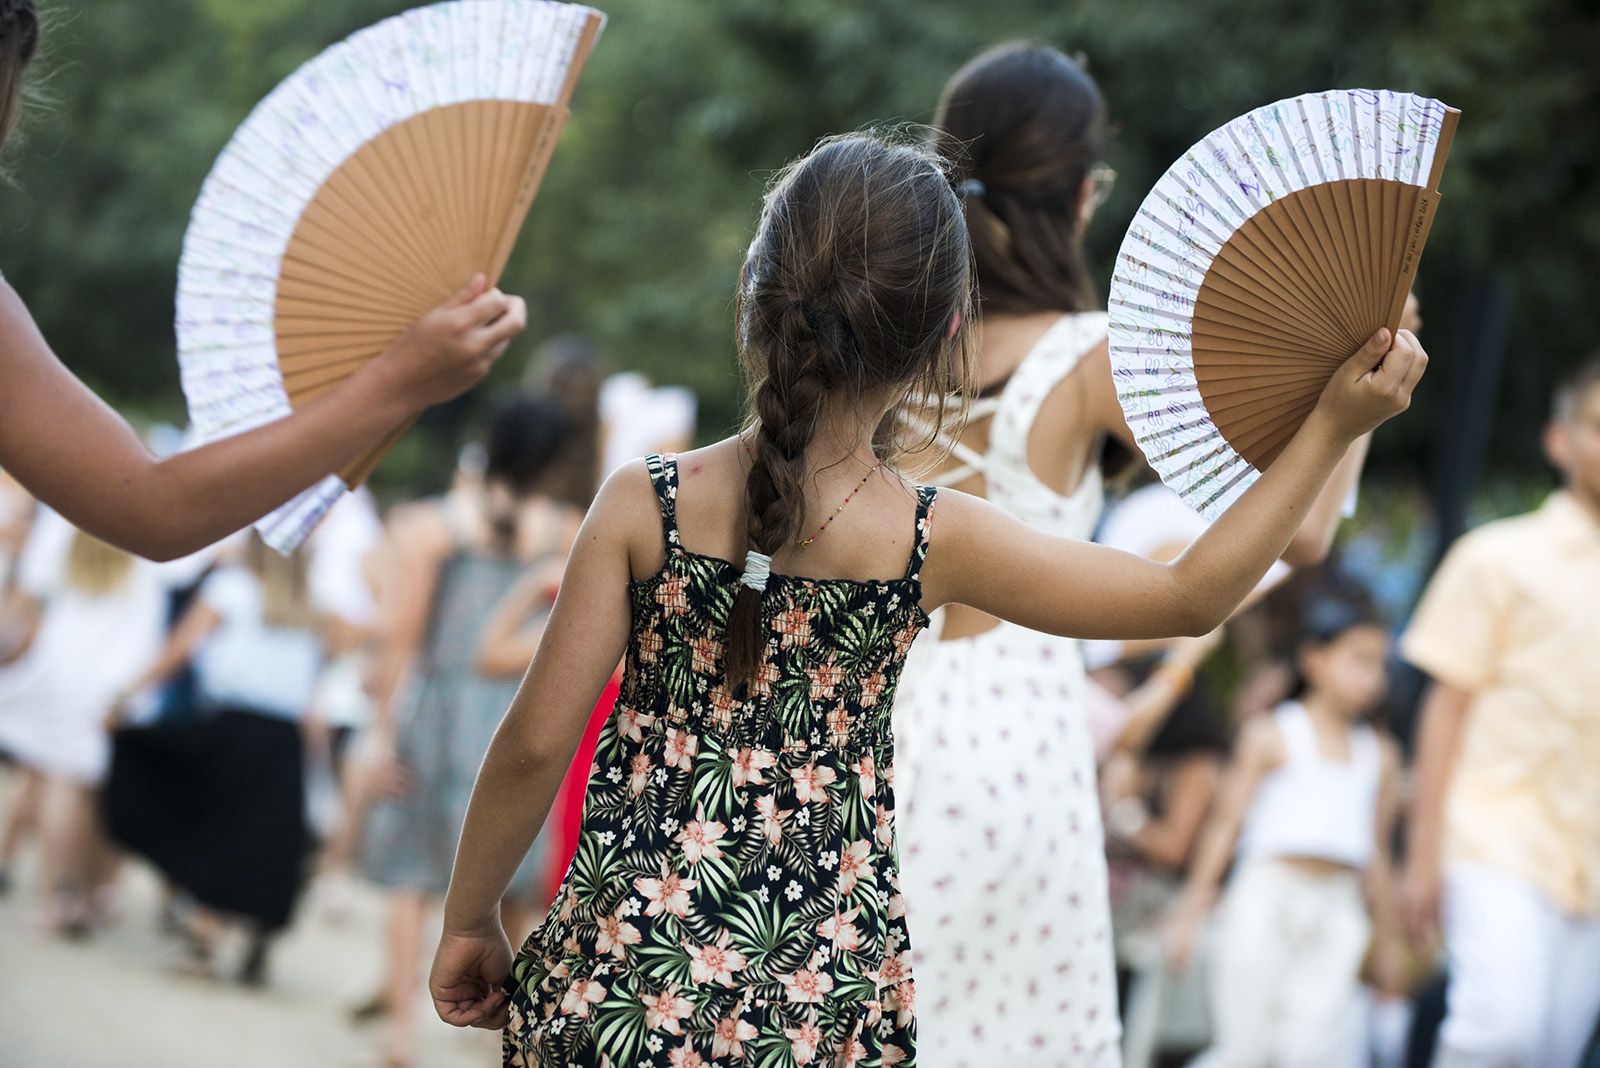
left=0, top=1, right=524, bottom=561
left=428, top=130, right=1426, bottom=1066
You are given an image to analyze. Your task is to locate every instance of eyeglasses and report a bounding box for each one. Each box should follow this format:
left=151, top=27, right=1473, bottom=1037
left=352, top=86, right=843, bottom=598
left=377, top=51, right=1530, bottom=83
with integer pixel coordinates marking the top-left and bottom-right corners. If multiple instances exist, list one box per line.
left=1085, top=164, right=1117, bottom=214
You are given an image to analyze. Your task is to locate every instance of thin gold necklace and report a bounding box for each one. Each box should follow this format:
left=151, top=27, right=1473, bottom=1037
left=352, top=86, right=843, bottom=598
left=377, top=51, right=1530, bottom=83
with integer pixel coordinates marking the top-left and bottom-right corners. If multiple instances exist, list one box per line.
left=740, top=438, right=881, bottom=548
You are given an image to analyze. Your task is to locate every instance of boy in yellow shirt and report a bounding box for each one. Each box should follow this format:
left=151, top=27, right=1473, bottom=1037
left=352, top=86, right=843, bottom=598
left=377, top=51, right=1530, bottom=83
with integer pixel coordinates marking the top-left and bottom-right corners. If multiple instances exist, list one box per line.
left=1400, top=360, right=1600, bottom=1068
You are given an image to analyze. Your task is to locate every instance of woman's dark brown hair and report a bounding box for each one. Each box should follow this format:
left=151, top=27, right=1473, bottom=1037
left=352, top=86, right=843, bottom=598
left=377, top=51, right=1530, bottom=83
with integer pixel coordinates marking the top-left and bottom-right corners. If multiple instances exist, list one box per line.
left=529, top=333, right=605, bottom=509
left=934, top=41, right=1107, bottom=315
left=0, top=0, right=39, bottom=155
left=725, top=132, right=976, bottom=689
left=481, top=392, right=574, bottom=550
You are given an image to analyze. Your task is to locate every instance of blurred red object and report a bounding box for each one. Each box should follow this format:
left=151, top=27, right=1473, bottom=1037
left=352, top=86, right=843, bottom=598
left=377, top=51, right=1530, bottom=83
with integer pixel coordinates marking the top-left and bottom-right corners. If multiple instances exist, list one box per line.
left=545, top=671, right=620, bottom=904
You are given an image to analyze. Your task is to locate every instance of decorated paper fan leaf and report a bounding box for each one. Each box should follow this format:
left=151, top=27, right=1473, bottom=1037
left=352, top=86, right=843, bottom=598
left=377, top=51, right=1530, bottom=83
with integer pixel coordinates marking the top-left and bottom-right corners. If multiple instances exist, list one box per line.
left=176, top=0, right=605, bottom=550
left=1109, top=89, right=1459, bottom=518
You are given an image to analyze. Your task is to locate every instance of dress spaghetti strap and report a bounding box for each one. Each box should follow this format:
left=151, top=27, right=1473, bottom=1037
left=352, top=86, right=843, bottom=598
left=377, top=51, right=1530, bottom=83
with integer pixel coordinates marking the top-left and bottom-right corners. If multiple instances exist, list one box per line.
left=905, top=485, right=939, bottom=582
left=643, top=453, right=682, bottom=552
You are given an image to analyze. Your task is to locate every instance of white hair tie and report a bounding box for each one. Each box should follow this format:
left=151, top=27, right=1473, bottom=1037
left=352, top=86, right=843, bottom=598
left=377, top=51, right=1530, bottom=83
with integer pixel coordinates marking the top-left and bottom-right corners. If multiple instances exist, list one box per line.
left=739, top=551, right=772, bottom=594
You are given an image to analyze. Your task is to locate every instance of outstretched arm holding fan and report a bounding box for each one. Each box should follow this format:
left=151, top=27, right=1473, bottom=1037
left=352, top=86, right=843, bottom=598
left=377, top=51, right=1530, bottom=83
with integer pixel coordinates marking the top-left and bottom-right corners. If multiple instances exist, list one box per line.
left=0, top=0, right=605, bottom=557
left=929, top=79, right=1457, bottom=637
left=1077, top=328, right=1369, bottom=566
left=0, top=274, right=523, bottom=561
left=0, top=3, right=524, bottom=560
left=927, top=326, right=1428, bottom=640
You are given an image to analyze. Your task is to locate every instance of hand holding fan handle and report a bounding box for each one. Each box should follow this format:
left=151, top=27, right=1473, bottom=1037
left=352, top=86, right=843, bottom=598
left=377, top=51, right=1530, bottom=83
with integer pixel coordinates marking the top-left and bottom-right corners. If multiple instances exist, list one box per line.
left=362, top=275, right=528, bottom=411
left=1311, top=328, right=1428, bottom=441
left=340, top=276, right=530, bottom=488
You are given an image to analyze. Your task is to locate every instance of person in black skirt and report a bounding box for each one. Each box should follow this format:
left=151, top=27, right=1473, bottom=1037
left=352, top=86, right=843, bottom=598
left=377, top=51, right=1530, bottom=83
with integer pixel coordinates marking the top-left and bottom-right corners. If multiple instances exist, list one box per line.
left=105, top=534, right=324, bottom=984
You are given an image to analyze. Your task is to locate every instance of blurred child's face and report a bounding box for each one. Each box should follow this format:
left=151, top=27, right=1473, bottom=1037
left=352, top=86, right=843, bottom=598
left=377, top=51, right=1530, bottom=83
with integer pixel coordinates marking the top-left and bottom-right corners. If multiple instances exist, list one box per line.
left=1546, top=384, right=1600, bottom=506
left=1300, top=624, right=1390, bottom=717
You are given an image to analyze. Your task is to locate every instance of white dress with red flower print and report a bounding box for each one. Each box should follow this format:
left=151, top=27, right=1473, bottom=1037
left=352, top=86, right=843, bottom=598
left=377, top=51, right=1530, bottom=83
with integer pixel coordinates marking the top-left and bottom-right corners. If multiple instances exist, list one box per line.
left=893, top=313, right=1122, bottom=1066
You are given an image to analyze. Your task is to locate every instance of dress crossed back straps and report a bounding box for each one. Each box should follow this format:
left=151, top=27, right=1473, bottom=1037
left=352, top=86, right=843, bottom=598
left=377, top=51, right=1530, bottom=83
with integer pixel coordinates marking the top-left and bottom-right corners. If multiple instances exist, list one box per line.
left=923, top=312, right=1109, bottom=542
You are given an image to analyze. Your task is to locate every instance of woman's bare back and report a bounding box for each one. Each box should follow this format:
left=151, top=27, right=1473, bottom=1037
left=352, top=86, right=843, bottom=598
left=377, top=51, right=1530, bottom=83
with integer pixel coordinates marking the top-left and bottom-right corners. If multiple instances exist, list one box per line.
left=930, top=311, right=1129, bottom=638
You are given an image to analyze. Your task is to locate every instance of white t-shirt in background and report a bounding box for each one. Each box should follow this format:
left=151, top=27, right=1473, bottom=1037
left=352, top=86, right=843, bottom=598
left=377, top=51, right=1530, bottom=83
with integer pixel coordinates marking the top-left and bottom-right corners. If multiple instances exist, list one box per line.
left=194, top=566, right=320, bottom=721
left=308, top=488, right=381, bottom=628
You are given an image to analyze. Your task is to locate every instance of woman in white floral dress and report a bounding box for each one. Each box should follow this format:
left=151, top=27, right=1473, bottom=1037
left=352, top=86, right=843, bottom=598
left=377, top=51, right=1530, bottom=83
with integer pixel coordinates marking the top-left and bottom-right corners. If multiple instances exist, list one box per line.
left=895, top=44, right=1364, bottom=1066
left=891, top=45, right=1134, bottom=1064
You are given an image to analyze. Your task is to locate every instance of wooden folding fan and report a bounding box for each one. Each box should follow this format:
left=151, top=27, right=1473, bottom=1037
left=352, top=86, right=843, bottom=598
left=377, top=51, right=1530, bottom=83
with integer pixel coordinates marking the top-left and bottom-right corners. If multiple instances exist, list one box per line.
left=1108, top=89, right=1459, bottom=517
left=176, top=0, right=605, bottom=549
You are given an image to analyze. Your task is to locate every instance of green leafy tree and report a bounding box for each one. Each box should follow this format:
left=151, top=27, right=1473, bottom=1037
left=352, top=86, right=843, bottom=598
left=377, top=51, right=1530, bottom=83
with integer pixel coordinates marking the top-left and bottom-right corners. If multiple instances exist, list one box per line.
left=2, top=0, right=1592, bottom=497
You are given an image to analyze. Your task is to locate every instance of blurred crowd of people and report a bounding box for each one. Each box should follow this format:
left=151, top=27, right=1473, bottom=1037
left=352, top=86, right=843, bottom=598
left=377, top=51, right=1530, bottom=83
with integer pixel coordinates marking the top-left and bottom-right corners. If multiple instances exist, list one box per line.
left=1087, top=359, right=1600, bottom=1068
left=0, top=342, right=694, bottom=1067
left=1, top=338, right=1597, bottom=1068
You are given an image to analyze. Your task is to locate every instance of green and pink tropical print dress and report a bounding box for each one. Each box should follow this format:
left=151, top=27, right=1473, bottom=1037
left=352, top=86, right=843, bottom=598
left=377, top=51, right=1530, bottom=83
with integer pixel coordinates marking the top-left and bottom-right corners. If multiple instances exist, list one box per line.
left=504, top=453, right=936, bottom=1067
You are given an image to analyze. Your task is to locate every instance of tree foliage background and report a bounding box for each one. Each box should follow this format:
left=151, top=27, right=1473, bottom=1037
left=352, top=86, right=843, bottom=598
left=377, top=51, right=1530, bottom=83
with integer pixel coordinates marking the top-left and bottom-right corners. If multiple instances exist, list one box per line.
left=2, top=0, right=1595, bottom=497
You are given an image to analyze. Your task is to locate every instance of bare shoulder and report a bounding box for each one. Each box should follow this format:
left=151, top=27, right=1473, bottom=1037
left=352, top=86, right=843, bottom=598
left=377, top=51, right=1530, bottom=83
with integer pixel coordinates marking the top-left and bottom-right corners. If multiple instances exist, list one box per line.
left=916, top=484, right=1038, bottom=606
left=591, top=457, right=660, bottom=525
left=652, top=438, right=751, bottom=555
left=1236, top=713, right=1288, bottom=771
left=1082, top=332, right=1111, bottom=362
left=1066, top=332, right=1112, bottom=385
left=1074, top=334, right=1137, bottom=442
left=921, top=481, right=1053, bottom=553
left=923, top=483, right=1010, bottom=539
left=385, top=500, right=451, bottom=560
left=918, top=483, right=994, bottom=560
left=670, top=439, right=745, bottom=504
left=589, top=457, right=671, bottom=581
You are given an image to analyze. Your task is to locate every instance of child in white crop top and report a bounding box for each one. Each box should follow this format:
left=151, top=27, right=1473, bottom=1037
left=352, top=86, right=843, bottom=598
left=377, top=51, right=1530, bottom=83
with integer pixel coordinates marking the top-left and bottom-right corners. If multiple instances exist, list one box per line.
left=1165, top=600, right=1404, bottom=1067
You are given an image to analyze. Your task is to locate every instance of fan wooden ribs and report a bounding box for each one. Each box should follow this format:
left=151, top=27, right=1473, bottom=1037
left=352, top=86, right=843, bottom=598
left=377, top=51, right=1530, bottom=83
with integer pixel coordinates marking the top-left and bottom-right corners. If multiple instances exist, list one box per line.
left=274, top=99, right=569, bottom=486
left=1108, top=90, right=1458, bottom=519
left=1193, top=176, right=1435, bottom=471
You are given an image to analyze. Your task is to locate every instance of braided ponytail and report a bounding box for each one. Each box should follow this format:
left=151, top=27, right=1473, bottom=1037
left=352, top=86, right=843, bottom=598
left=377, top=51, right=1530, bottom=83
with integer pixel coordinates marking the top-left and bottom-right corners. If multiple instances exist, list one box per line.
left=725, top=302, right=840, bottom=685
left=724, top=133, right=977, bottom=691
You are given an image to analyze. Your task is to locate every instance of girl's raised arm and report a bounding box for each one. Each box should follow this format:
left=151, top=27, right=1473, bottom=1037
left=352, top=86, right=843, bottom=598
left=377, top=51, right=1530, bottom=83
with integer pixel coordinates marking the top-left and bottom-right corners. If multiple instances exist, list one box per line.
left=925, top=329, right=1425, bottom=641
left=429, top=462, right=646, bottom=1029
left=1082, top=336, right=1363, bottom=567
left=0, top=276, right=524, bottom=561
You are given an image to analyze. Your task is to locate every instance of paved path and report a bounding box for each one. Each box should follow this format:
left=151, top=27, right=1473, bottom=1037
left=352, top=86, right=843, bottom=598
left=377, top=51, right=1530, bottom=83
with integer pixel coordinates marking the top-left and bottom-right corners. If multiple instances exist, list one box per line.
left=0, top=773, right=499, bottom=1068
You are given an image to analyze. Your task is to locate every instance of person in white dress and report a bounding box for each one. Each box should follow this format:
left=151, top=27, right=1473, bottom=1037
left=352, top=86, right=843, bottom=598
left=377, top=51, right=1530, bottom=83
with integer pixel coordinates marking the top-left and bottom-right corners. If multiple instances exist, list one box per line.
left=895, top=43, right=1367, bottom=1065
left=0, top=509, right=164, bottom=932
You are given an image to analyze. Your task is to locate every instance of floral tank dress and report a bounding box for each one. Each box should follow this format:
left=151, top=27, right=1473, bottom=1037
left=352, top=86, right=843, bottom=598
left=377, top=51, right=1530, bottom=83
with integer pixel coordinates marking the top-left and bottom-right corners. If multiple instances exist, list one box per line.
left=505, top=454, right=936, bottom=1068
